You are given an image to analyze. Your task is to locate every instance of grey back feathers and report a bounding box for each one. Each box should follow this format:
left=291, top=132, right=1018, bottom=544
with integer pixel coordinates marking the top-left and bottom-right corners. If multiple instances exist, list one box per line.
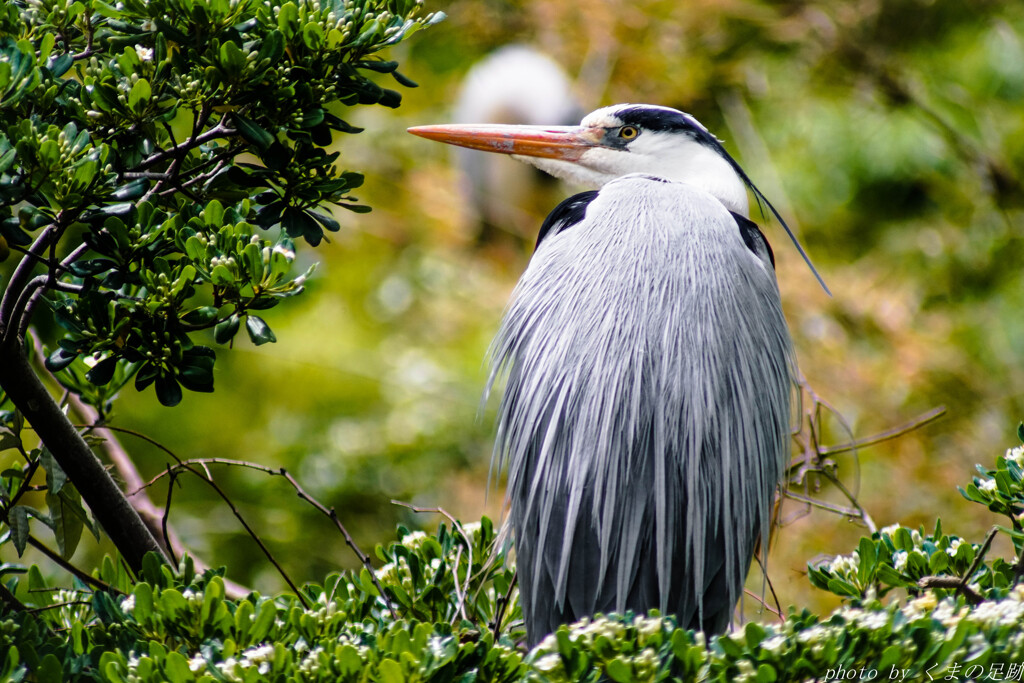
left=488, top=174, right=794, bottom=644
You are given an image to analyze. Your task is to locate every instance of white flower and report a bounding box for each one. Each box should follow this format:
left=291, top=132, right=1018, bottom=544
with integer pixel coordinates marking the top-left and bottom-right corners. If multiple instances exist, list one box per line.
left=946, top=538, right=962, bottom=556
left=135, top=45, right=154, bottom=60
left=829, top=552, right=860, bottom=575
left=903, top=593, right=937, bottom=621
left=120, top=594, right=135, bottom=612
left=979, top=478, right=998, bottom=492
left=931, top=599, right=966, bottom=627
left=1005, top=446, right=1024, bottom=467
left=761, top=635, right=788, bottom=654
left=401, top=530, right=429, bottom=549
left=533, top=654, right=562, bottom=672
left=893, top=551, right=908, bottom=572
left=881, top=523, right=903, bottom=536
left=241, top=644, right=275, bottom=675
left=272, top=243, right=296, bottom=260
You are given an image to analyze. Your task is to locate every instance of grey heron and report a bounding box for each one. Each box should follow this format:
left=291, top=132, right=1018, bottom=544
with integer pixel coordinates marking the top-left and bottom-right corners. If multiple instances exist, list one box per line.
left=409, top=104, right=825, bottom=645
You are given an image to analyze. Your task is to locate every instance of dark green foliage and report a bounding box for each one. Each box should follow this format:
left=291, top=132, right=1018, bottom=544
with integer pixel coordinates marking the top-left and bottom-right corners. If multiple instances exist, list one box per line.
left=2, top=520, right=527, bottom=682
left=4, top=436, right=1024, bottom=681
left=0, top=0, right=443, bottom=410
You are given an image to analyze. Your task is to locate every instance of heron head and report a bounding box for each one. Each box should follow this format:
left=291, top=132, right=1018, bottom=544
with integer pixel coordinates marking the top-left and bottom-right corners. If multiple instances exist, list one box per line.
left=409, top=103, right=750, bottom=216
left=409, top=103, right=830, bottom=294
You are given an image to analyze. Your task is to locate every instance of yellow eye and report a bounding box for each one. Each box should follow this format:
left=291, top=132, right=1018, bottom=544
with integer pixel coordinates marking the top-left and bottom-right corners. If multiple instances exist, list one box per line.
left=618, top=125, right=639, bottom=140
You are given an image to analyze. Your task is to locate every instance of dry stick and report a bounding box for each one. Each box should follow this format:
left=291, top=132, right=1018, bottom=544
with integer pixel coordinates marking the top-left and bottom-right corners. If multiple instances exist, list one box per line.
left=0, top=582, right=28, bottom=613
left=87, top=430, right=298, bottom=603
left=65, top=399, right=251, bottom=600
left=181, top=462, right=308, bottom=608
left=136, top=458, right=397, bottom=618
left=27, top=599, right=92, bottom=615
left=917, top=526, right=999, bottom=605
left=162, top=464, right=179, bottom=566
left=748, top=554, right=785, bottom=623
left=817, top=406, right=947, bottom=457
left=491, top=571, right=518, bottom=641
left=27, top=535, right=116, bottom=594
left=278, top=468, right=397, bottom=620
left=783, top=490, right=864, bottom=520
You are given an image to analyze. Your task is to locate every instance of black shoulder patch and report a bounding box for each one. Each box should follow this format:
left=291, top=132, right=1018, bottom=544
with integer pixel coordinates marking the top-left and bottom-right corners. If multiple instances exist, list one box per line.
left=731, top=211, right=775, bottom=269
left=536, top=191, right=598, bottom=250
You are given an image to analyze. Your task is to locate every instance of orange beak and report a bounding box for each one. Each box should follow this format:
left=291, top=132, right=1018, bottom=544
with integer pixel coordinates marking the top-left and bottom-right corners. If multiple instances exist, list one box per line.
left=407, top=123, right=602, bottom=160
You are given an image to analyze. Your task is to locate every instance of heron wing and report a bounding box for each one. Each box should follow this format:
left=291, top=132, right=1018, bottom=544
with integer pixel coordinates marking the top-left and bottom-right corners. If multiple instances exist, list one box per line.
left=491, top=177, right=794, bottom=645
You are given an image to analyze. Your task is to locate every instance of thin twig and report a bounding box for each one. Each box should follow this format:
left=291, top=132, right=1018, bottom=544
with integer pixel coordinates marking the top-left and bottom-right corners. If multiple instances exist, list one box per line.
left=917, top=577, right=983, bottom=604
left=783, top=490, right=864, bottom=519
left=817, top=467, right=877, bottom=534
left=748, top=553, right=785, bottom=623
left=817, top=407, right=947, bottom=457
left=279, top=468, right=396, bottom=619
left=27, top=535, right=117, bottom=594
left=26, top=599, right=92, bottom=615
left=391, top=500, right=477, bottom=622
left=917, top=527, right=999, bottom=606
left=181, top=463, right=308, bottom=607
left=130, top=455, right=390, bottom=614
left=491, top=571, right=517, bottom=641
left=0, top=582, right=28, bottom=613
left=162, top=464, right=178, bottom=566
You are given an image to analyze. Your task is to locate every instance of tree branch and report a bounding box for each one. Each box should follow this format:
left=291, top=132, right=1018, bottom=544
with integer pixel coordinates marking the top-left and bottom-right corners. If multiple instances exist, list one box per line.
left=0, top=338, right=167, bottom=574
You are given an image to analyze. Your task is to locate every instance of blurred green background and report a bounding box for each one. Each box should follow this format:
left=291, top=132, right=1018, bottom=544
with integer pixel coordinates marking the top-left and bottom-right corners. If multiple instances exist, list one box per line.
left=50, top=0, right=1024, bottom=617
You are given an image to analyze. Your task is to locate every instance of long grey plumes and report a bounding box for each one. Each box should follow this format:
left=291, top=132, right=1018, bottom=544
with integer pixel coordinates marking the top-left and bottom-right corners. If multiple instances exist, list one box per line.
left=487, top=173, right=795, bottom=645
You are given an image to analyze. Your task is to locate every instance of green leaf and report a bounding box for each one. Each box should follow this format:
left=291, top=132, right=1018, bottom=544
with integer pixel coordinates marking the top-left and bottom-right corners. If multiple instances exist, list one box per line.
left=128, top=78, right=151, bottom=113
left=36, top=655, right=62, bottom=683
left=377, top=658, right=403, bottom=683
left=211, top=263, right=234, bottom=285
left=277, top=2, right=299, bottom=37
left=155, top=374, right=183, bottom=407
left=928, top=548, right=949, bottom=574
left=40, top=448, right=66, bottom=494
left=245, top=315, right=277, bottom=346
left=219, top=40, right=247, bottom=77
left=47, top=484, right=85, bottom=559
left=301, top=22, right=324, bottom=49
left=181, top=306, right=218, bottom=325
left=45, top=347, right=78, bottom=372
left=9, top=505, right=29, bottom=556
left=215, top=314, right=241, bottom=344
left=605, top=658, right=632, bottom=683
left=857, top=537, right=876, bottom=586
left=826, top=578, right=860, bottom=597
left=391, top=70, right=418, bottom=88
left=135, top=363, right=159, bottom=392
left=249, top=600, right=277, bottom=641
left=257, top=30, right=285, bottom=63
left=0, top=148, right=16, bottom=174
left=86, top=356, right=119, bottom=385
left=234, top=115, right=275, bottom=151
left=133, top=582, right=153, bottom=621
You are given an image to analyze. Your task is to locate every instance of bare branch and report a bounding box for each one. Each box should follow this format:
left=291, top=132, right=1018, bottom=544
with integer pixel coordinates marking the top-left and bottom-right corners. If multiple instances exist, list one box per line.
left=817, top=406, right=947, bottom=457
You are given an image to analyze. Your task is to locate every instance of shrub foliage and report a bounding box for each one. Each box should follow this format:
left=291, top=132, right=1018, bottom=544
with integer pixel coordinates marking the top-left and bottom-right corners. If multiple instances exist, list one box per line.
left=3, top=434, right=1024, bottom=681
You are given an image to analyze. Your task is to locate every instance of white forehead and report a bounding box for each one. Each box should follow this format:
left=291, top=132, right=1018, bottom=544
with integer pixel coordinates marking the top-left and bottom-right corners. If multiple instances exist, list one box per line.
left=579, top=104, right=710, bottom=134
